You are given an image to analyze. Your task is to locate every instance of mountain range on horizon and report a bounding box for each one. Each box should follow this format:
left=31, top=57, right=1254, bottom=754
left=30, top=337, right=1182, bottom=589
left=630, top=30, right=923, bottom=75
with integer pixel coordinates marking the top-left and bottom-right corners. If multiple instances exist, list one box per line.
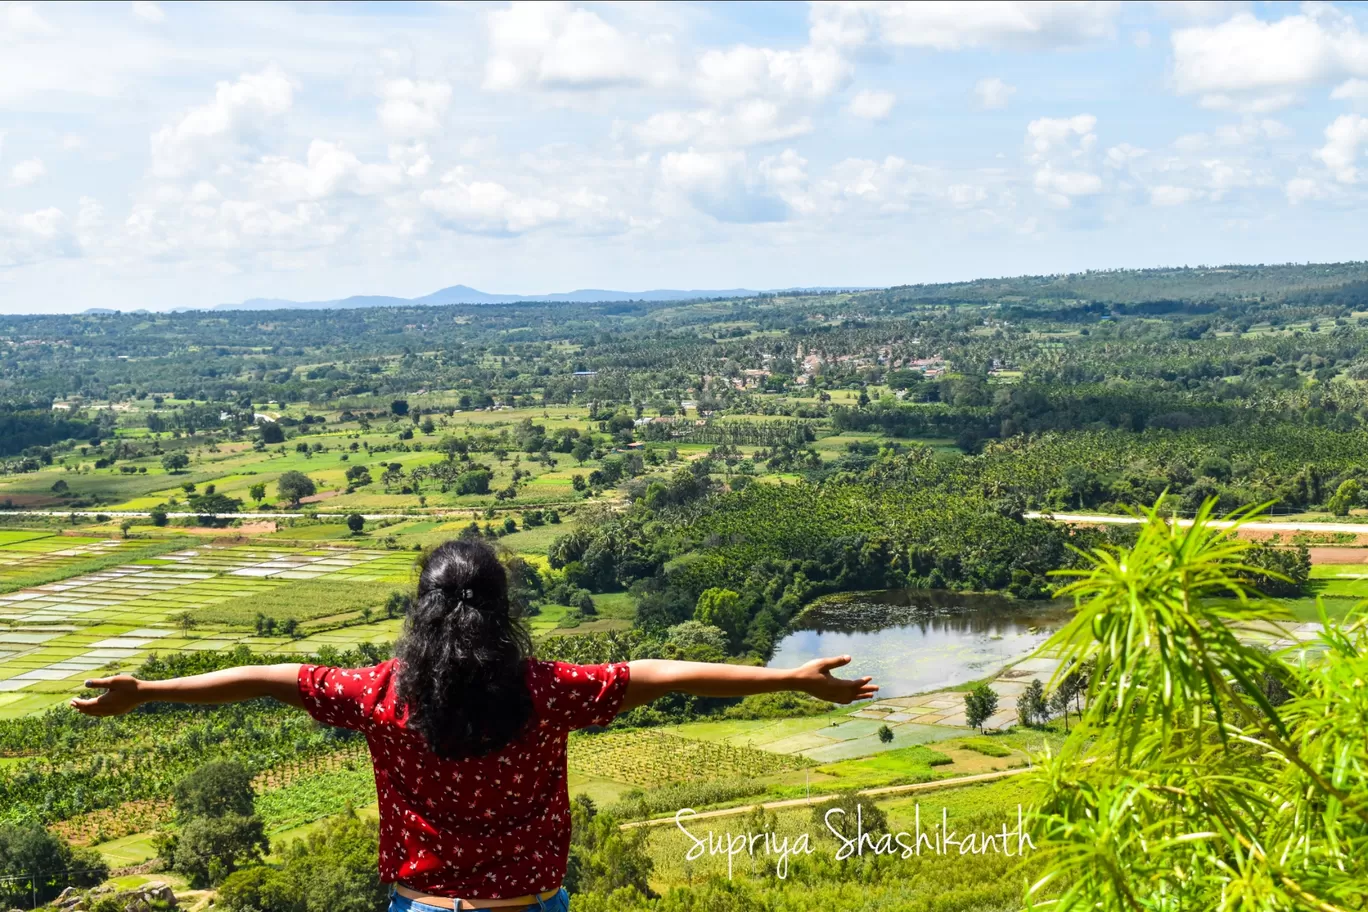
left=202, top=284, right=869, bottom=312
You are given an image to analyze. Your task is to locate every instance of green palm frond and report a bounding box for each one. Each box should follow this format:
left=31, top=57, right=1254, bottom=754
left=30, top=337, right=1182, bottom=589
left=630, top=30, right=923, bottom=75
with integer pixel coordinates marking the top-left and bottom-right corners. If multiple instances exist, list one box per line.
left=1025, top=497, right=1368, bottom=912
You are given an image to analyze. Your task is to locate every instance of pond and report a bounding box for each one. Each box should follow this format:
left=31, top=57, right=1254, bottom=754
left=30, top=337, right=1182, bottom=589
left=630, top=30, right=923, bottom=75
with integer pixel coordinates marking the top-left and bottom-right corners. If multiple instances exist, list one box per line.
left=767, top=589, right=1073, bottom=697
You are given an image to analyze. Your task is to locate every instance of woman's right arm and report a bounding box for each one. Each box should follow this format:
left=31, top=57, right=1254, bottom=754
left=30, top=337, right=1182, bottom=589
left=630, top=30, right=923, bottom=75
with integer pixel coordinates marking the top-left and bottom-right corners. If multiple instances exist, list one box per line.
left=70, top=664, right=304, bottom=717
left=620, top=655, right=876, bottom=711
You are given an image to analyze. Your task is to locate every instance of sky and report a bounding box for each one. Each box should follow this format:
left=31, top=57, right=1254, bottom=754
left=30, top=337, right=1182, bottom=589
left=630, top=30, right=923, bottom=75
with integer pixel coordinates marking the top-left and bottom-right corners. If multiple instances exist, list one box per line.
left=2, top=1, right=1368, bottom=314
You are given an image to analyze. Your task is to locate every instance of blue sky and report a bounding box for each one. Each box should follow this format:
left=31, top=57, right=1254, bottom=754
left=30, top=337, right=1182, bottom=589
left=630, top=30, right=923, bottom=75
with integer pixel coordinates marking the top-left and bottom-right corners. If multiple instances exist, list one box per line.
left=2, top=1, right=1368, bottom=313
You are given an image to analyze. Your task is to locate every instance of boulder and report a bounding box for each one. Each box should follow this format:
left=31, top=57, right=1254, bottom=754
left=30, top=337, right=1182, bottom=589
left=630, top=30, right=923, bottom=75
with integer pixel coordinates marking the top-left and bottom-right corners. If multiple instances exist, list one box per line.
left=141, top=884, right=176, bottom=905
left=114, top=880, right=178, bottom=912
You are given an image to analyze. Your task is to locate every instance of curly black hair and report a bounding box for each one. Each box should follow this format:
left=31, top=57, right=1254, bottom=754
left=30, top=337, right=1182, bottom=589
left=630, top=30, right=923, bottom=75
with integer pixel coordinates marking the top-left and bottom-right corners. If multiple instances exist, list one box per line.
left=394, top=539, right=533, bottom=759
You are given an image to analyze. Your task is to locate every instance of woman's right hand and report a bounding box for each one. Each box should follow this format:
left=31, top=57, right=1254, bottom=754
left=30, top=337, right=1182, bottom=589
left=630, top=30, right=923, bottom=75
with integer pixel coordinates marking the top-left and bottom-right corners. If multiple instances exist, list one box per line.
left=793, top=655, right=879, bottom=704
left=70, top=675, right=143, bottom=717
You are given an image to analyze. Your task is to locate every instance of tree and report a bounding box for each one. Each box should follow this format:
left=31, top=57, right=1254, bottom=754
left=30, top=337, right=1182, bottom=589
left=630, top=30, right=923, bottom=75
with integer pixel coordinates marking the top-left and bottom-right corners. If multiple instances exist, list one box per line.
left=564, top=796, right=653, bottom=897
left=963, top=683, right=998, bottom=733
left=259, top=422, right=285, bottom=445
left=693, top=588, right=747, bottom=653
left=877, top=724, right=894, bottom=743
left=280, top=618, right=298, bottom=637
left=171, top=815, right=268, bottom=888
left=1016, top=678, right=1047, bottom=728
left=811, top=793, right=889, bottom=843
left=571, top=438, right=593, bottom=464
left=663, top=621, right=729, bottom=661
left=188, top=492, right=242, bottom=518
left=346, top=513, right=365, bottom=534
left=1243, top=541, right=1311, bottom=597
left=384, top=590, right=411, bottom=619
left=1029, top=497, right=1368, bottom=911
left=150, top=507, right=168, bottom=527
left=454, top=469, right=491, bottom=495
left=0, top=823, right=107, bottom=908
left=174, top=760, right=256, bottom=820
left=389, top=399, right=409, bottom=416
left=344, top=464, right=372, bottom=487
left=1048, top=683, right=1073, bottom=733
left=217, top=809, right=385, bottom=912
left=1327, top=477, right=1361, bottom=516
left=248, top=483, right=266, bottom=502
left=571, top=473, right=587, bottom=492
left=171, top=611, right=196, bottom=637
left=276, top=471, right=316, bottom=506
left=161, top=452, right=190, bottom=473
left=162, top=761, right=267, bottom=888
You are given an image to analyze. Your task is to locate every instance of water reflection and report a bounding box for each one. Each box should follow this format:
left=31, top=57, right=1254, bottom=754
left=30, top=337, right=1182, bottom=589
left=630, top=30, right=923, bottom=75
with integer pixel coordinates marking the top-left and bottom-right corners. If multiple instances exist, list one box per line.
left=768, top=590, right=1072, bottom=697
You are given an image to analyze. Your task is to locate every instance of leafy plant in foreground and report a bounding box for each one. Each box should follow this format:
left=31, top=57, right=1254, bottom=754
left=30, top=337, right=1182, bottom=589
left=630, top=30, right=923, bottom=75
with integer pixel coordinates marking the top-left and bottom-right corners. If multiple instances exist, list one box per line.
left=1028, top=497, right=1368, bottom=911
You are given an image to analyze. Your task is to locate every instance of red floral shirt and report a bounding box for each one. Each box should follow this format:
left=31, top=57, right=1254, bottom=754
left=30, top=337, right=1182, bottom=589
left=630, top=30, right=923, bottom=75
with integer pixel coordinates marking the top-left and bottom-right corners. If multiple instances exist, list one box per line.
left=297, top=658, right=630, bottom=898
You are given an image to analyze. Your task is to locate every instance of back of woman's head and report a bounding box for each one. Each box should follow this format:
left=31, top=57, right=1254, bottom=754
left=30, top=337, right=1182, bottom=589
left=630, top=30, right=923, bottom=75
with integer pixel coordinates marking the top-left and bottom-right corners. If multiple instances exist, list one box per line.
left=395, top=539, right=533, bottom=759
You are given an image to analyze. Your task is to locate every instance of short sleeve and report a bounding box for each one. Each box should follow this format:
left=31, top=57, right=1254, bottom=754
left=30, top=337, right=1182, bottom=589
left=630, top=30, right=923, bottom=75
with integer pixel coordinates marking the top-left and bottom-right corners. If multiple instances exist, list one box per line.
left=298, top=663, right=379, bottom=731
left=538, top=661, right=631, bottom=730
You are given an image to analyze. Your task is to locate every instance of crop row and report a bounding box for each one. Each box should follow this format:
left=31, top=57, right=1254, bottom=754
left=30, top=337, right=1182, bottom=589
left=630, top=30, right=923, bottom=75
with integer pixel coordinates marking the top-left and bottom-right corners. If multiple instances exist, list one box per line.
left=567, top=729, right=810, bottom=788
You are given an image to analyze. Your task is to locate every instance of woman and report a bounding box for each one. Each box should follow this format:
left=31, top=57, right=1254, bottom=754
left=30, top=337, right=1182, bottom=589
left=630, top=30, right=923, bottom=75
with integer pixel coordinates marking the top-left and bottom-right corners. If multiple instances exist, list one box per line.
left=73, top=539, right=878, bottom=911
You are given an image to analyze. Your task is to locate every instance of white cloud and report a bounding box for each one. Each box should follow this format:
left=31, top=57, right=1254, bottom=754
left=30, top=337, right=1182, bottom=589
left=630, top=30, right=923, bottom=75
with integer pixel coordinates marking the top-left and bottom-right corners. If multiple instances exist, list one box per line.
left=1150, top=184, right=1196, bottom=206
left=1155, top=2, right=1247, bottom=23
left=821, top=155, right=941, bottom=214
left=1197, top=92, right=1298, bottom=114
left=1026, top=114, right=1097, bottom=162
left=846, top=90, right=896, bottom=120
left=377, top=79, right=452, bottom=137
left=151, top=66, right=294, bottom=176
left=252, top=140, right=406, bottom=202
left=1172, top=8, right=1368, bottom=111
left=1026, top=115, right=1101, bottom=207
left=947, top=183, right=988, bottom=208
left=634, top=101, right=812, bottom=148
left=1132, top=29, right=1152, bottom=49
left=809, top=1, right=1120, bottom=51
left=1105, top=143, right=1146, bottom=168
left=0, top=2, right=54, bottom=40
left=1332, top=78, right=1368, bottom=101
left=0, top=206, right=76, bottom=267
left=484, top=1, right=675, bottom=92
left=1316, top=113, right=1368, bottom=183
left=131, top=1, right=164, bottom=23
left=1034, top=165, right=1103, bottom=204
left=974, top=77, right=1015, bottom=110
left=421, top=169, right=561, bottom=234
left=660, top=148, right=789, bottom=223
left=1174, top=119, right=1292, bottom=151
left=695, top=44, right=851, bottom=103
left=9, top=157, right=45, bottom=187
left=1286, top=175, right=1330, bottom=204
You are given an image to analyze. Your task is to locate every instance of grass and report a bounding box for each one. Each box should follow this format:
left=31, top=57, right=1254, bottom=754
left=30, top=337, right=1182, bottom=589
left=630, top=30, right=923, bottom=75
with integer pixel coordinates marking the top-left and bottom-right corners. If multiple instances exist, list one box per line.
left=808, top=743, right=955, bottom=789
left=0, top=537, right=195, bottom=594
left=190, top=578, right=403, bottom=627
left=496, top=523, right=569, bottom=554
left=954, top=737, right=1014, bottom=758
left=567, top=729, right=811, bottom=788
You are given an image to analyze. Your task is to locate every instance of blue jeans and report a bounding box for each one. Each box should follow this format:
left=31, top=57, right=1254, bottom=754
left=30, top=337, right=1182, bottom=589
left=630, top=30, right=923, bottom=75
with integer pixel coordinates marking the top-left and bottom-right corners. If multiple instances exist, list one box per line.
left=388, top=886, right=569, bottom=912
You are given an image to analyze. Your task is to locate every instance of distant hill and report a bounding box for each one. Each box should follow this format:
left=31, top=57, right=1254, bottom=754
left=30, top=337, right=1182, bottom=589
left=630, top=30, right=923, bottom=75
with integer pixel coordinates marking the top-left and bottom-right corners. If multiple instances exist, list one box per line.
left=212, top=284, right=867, bottom=311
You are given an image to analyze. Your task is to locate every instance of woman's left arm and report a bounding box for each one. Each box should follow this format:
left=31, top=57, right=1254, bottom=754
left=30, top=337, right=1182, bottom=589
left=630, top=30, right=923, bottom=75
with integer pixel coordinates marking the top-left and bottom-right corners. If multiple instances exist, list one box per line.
left=70, top=664, right=304, bottom=717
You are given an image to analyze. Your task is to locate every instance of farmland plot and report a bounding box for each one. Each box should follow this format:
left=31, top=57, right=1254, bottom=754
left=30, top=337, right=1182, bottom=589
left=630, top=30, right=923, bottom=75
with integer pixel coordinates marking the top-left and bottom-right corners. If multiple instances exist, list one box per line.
left=0, top=538, right=418, bottom=718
